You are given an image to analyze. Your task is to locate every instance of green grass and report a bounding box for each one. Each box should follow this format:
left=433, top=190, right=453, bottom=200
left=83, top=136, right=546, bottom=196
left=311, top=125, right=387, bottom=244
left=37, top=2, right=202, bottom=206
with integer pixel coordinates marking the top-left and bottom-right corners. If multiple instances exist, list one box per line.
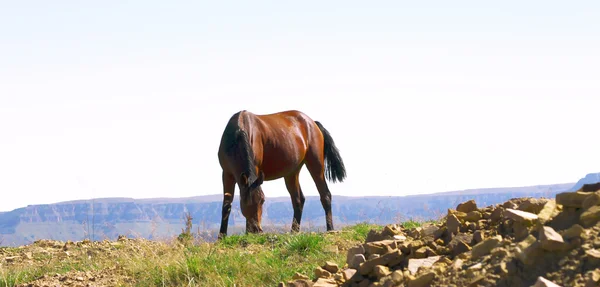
left=0, top=219, right=436, bottom=287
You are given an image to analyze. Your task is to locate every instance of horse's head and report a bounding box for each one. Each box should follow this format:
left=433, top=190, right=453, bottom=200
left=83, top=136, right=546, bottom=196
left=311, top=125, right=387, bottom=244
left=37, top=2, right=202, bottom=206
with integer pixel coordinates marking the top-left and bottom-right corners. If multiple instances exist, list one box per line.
left=239, top=170, right=265, bottom=233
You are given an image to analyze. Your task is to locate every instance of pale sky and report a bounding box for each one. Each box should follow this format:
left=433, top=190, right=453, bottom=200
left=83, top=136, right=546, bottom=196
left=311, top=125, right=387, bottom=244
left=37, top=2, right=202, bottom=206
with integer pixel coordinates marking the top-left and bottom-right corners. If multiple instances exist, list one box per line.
left=1, top=1, right=599, bottom=212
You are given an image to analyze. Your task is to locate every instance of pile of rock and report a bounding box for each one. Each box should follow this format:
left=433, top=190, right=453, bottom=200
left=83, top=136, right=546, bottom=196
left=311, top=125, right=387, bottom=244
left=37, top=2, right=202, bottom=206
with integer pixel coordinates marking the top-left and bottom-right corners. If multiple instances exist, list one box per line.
left=282, top=182, right=600, bottom=287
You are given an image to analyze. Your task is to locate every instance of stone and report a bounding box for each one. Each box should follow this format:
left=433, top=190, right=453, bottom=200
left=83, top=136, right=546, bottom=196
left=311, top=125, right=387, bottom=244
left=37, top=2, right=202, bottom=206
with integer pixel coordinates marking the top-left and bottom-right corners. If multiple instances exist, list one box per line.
left=314, top=267, right=331, bottom=279
left=515, top=234, right=542, bottom=265
left=368, top=254, right=380, bottom=260
left=313, top=278, right=337, bottom=287
left=457, top=200, right=478, bottom=213
left=364, top=240, right=397, bottom=256
left=556, top=191, right=592, bottom=208
left=347, top=245, right=365, bottom=265
left=540, top=226, right=567, bottom=251
left=342, top=269, right=357, bottom=281
left=284, top=279, right=314, bottom=287
left=580, top=182, right=600, bottom=192
left=580, top=206, right=600, bottom=227
left=420, top=225, right=439, bottom=238
left=533, top=276, right=563, bottom=287
left=471, top=235, right=503, bottom=259
left=585, top=269, right=600, bottom=287
left=537, top=200, right=558, bottom=223
left=518, top=198, right=550, bottom=214
left=414, top=247, right=428, bottom=259
left=381, top=224, right=403, bottom=237
left=585, top=249, right=600, bottom=264
left=373, top=265, right=391, bottom=278
left=504, top=208, right=538, bottom=222
left=490, top=206, right=504, bottom=223
left=322, top=261, right=339, bottom=274
left=583, top=191, right=600, bottom=210
left=407, top=256, right=441, bottom=274
left=359, top=250, right=404, bottom=275
left=446, top=214, right=461, bottom=234
left=391, top=270, right=404, bottom=283
left=473, top=230, right=485, bottom=244
left=293, top=273, right=310, bottom=280
left=465, top=211, right=482, bottom=222
left=561, top=224, right=586, bottom=239
left=394, top=235, right=407, bottom=241
left=407, top=271, right=435, bottom=287
left=448, top=237, right=472, bottom=257
left=450, top=258, right=464, bottom=271
left=350, top=254, right=366, bottom=269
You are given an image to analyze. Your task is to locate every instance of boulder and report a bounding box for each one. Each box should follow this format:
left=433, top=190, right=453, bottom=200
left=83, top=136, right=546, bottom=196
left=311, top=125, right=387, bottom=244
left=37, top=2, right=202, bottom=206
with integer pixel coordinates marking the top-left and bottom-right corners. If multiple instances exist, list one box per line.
left=456, top=200, right=478, bottom=213
left=556, top=191, right=592, bottom=208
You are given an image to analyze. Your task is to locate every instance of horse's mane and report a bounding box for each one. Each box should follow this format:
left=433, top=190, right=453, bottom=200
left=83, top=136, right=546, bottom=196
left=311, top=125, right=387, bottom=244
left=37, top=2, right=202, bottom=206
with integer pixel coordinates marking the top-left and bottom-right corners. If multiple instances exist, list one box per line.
left=222, top=112, right=258, bottom=184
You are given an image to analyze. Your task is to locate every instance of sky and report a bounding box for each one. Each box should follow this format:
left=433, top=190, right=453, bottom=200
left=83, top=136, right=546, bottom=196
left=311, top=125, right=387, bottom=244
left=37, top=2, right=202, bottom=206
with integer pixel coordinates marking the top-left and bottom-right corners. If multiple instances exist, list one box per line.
left=1, top=1, right=599, bottom=212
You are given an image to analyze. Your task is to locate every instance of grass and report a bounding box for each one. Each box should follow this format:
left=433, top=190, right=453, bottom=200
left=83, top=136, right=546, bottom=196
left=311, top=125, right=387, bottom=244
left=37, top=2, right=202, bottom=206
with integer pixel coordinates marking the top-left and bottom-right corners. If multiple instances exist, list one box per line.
left=0, top=219, right=435, bottom=287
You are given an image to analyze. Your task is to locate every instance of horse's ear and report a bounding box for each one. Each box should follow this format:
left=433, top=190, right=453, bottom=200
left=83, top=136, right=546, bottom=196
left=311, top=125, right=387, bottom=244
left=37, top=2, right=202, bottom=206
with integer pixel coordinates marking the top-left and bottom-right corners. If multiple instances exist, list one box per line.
left=240, top=172, right=249, bottom=187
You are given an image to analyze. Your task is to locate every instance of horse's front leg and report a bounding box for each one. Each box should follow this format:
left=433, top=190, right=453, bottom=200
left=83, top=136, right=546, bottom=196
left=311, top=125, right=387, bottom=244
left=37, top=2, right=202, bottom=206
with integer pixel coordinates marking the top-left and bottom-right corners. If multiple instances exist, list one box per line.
left=285, top=172, right=305, bottom=233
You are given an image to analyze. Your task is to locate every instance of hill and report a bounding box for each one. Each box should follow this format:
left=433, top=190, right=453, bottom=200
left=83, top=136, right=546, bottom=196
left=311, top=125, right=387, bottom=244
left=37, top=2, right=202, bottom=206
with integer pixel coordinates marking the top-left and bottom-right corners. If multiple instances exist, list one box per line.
left=0, top=182, right=574, bottom=247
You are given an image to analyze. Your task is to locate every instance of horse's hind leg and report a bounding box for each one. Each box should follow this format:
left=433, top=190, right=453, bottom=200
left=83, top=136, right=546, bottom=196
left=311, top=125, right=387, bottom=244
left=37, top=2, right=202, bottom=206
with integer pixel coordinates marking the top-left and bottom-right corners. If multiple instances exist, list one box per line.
left=284, top=171, right=305, bottom=233
left=218, top=171, right=236, bottom=239
left=305, top=158, right=334, bottom=231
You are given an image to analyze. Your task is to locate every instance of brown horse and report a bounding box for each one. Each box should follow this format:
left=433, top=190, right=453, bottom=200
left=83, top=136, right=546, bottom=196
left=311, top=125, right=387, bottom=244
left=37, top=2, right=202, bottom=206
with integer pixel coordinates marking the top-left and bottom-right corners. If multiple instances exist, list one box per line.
left=217, top=110, right=346, bottom=238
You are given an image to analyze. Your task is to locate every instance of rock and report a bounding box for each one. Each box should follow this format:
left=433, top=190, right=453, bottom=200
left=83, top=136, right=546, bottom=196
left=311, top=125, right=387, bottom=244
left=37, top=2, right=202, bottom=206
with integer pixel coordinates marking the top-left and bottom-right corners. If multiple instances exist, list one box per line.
left=284, top=279, right=314, bottom=287
left=391, top=270, right=404, bottom=283
left=585, top=249, right=600, bottom=264
left=581, top=182, right=600, bottom=192
left=407, top=256, right=441, bottom=275
left=350, top=254, right=366, bottom=269
left=347, top=245, right=366, bottom=265
left=450, top=258, right=464, bottom=271
left=293, top=273, right=310, bottom=280
left=504, top=208, right=539, bottom=223
left=556, top=191, right=591, bottom=208
left=364, top=240, right=397, bottom=256
left=465, top=211, right=482, bottom=222
left=583, top=191, right=600, bottom=210
left=561, top=224, right=586, bottom=240
left=394, top=235, right=407, bottom=241
left=540, top=226, right=567, bottom=251
left=490, top=206, right=504, bottom=223
left=313, top=278, right=337, bottom=287
left=533, top=276, right=563, bottom=287
left=446, top=214, right=461, bottom=234
left=359, top=250, right=404, bottom=275
left=473, top=230, right=485, bottom=244
left=407, top=271, right=435, bottom=287
left=448, top=237, right=472, bottom=257
left=381, top=224, right=403, bottom=237
left=580, top=206, right=600, bottom=227
left=420, top=225, right=439, bottom=238
left=518, top=198, right=550, bottom=214
left=471, top=235, right=503, bottom=259
left=537, top=200, right=558, bottom=223
left=322, top=261, right=339, bottom=274
left=515, top=234, right=542, bottom=265
left=457, top=200, right=478, bottom=213
left=314, top=267, right=331, bottom=279
left=373, top=265, right=391, bottom=279
left=342, top=269, right=357, bottom=281
left=585, top=269, right=600, bottom=287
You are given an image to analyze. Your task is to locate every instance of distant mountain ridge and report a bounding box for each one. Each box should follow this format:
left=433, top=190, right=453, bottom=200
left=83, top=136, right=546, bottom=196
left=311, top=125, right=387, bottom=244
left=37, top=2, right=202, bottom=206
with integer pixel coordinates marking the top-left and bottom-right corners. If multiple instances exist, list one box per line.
left=1, top=175, right=597, bottom=247
left=567, top=172, right=600, bottom=192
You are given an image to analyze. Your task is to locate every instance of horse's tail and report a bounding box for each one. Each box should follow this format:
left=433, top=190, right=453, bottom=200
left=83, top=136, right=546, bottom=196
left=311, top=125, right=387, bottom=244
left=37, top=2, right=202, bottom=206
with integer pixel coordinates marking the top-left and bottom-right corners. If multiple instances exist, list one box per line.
left=315, top=121, right=346, bottom=183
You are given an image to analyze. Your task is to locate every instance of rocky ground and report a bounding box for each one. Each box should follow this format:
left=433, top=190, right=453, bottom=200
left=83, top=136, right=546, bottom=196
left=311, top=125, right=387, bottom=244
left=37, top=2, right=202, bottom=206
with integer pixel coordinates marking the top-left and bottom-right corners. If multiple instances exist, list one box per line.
left=283, top=182, right=600, bottom=287
left=0, top=236, right=169, bottom=287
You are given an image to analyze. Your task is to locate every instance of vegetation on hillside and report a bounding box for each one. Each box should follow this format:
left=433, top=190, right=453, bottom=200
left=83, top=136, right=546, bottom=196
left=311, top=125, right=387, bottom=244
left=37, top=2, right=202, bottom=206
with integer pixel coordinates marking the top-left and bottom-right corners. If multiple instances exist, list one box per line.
left=0, top=216, right=438, bottom=287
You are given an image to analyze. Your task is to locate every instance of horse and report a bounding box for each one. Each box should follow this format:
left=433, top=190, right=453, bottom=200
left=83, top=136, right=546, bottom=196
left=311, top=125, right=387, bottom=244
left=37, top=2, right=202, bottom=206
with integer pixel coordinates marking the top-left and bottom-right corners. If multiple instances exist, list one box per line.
left=217, top=110, right=346, bottom=238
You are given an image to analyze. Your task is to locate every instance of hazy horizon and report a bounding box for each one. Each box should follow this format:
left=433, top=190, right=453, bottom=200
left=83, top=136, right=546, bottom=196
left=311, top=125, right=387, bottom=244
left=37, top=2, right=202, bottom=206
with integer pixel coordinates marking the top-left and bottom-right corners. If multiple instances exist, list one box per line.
left=1, top=1, right=599, bottom=211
